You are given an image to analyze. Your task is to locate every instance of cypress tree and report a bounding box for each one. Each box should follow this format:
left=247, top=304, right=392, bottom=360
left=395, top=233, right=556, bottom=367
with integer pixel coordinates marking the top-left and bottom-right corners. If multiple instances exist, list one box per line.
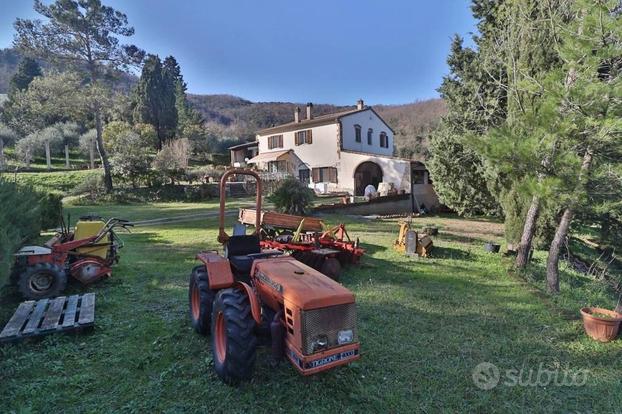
left=9, top=56, right=42, bottom=96
left=134, top=55, right=177, bottom=149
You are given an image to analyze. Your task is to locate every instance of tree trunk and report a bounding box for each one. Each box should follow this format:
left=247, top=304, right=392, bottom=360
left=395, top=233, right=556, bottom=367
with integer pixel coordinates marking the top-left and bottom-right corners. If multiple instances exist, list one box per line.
left=546, top=148, right=593, bottom=293
left=89, top=139, right=95, bottom=169
left=516, top=195, right=540, bottom=268
left=0, top=137, right=4, bottom=171
left=45, top=140, right=52, bottom=170
left=95, top=109, right=114, bottom=192
left=546, top=207, right=572, bottom=293
left=599, top=213, right=610, bottom=243
left=65, top=144, right=70, bottom=168
left=156, top=124, right=163, bottom=150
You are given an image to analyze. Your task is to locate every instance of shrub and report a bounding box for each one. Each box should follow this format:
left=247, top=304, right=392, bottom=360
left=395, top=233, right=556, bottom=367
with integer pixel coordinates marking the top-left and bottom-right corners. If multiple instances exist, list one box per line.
left=0, top=179, right=61, bottom=285
left=267, top=177, right=315, bottom=215
left=153, top=138, right=191, bottom=184
left=110, top=131, right=153, bottom=187
left=71, top=174, right=105, bottom=202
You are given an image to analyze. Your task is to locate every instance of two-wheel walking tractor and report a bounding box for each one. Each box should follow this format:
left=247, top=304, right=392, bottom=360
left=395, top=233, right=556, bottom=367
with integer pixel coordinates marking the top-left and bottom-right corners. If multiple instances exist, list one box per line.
left=11, top=216, right=132, bottom=299
left=189, top=169, right=360, bottom=384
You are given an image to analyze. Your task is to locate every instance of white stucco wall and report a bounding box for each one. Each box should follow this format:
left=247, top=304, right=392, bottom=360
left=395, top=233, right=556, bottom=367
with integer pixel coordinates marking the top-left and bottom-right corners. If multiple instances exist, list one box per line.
left=337, top=151, right=412, bottom=195
left=339, top=109, right=394, bottom=157
left=256, top=123, right=340, bottom=173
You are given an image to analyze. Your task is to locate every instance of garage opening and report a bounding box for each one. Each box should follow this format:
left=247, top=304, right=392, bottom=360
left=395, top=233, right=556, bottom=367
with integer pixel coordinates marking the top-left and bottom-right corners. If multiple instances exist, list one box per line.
left=354, top=161, right=383, bottom=196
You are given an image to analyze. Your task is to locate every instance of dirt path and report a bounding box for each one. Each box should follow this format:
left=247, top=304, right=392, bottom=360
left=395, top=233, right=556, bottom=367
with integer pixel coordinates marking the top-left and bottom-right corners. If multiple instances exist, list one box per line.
left=131, top=209, right=238, bottom=227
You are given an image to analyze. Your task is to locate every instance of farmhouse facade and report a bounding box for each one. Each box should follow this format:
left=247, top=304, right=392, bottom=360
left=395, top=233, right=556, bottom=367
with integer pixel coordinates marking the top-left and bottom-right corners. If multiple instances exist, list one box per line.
left=229, top=100, right=438, bottom=208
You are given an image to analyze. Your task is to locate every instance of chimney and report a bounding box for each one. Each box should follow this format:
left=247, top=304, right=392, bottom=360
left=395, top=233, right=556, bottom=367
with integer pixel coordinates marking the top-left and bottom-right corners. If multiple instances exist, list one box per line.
left=306, top=102, right=313, bottom=120
left=294, top=106, right=301, bottom=123
left=356, top=99, right=364, bottom=110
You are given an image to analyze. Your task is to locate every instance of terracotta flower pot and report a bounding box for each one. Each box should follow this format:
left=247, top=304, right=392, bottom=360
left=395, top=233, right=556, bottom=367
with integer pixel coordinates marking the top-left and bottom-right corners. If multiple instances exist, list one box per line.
left=580, top=307, right=622, bottom=342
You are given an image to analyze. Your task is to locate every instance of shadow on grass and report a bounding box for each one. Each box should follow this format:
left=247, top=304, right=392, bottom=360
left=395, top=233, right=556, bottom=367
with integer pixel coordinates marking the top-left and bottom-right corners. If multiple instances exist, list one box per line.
left=429, top=246, right=473, bottom=261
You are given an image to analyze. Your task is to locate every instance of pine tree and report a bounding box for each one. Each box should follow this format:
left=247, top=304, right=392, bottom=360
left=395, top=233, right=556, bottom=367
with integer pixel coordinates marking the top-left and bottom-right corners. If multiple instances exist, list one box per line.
left=8, top=56, right=42, bottom=95
left=14, top=0, right=145, bottom=192
left=544, top=0, right=622, bottom=292
left=471, top=0, right=573, bottom=267
left=427, top=0, right=509, bottom=216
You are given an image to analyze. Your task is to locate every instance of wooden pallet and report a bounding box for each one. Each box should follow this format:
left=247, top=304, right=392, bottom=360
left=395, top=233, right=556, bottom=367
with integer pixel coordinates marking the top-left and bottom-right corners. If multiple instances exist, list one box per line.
left=0, top=293, right=95, bottom=343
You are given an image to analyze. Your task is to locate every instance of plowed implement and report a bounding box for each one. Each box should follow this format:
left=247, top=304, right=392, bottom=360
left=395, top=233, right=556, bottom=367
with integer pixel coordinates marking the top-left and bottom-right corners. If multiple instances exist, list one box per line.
left=238, top=209, right=364, bottom=280
left=189, top=169, right=360, bottom=385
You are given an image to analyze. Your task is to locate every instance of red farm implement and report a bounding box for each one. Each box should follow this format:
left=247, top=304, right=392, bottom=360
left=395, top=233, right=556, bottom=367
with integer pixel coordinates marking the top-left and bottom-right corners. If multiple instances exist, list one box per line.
left=238, top=209, right=364, bottom=280
left=10, top=216, right=132, bottom=300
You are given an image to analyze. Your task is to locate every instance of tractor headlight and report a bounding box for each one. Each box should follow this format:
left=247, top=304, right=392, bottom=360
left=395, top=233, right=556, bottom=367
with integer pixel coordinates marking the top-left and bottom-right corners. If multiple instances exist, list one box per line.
left=337, top=329, right=353, bottom=345
left=311, top=335, right=328, bottom=351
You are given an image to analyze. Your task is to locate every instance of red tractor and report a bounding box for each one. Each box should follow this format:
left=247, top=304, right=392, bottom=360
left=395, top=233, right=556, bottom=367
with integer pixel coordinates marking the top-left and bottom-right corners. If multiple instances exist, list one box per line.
left=189, top=169, right=360, bottom=384
left=11, top=216, right=132, bottom=299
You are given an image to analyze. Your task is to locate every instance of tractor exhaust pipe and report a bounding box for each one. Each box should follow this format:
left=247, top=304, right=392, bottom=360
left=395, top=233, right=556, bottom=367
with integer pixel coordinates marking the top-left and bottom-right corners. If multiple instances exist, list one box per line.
left=270, top=311, right=284, bottom=366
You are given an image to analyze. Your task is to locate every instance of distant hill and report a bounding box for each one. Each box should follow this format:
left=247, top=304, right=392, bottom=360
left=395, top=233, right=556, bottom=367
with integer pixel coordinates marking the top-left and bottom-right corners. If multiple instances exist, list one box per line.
left=0, top=48, right=21, bottom=93
left=0, top=47, right=136, bottom=94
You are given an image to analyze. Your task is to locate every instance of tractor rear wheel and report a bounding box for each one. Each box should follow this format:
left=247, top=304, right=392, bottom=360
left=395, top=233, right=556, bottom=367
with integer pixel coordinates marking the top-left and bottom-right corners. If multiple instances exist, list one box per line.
left=321, top=257, right=342, bottom=281
left=18, top=263, right=67, bottom=300
left=211, top=288, right=257, bottom=385
left=189, top=265, right=215, bottom=335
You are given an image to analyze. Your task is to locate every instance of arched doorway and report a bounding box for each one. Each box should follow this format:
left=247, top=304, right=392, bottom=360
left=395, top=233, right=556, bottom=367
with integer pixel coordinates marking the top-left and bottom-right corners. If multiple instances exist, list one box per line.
left=354, top=161, right=383, bottom=196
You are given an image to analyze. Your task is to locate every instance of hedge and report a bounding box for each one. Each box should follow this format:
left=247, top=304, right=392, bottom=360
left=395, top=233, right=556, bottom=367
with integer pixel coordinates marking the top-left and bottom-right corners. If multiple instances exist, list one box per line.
left=0, top=179, right=62, bottom=286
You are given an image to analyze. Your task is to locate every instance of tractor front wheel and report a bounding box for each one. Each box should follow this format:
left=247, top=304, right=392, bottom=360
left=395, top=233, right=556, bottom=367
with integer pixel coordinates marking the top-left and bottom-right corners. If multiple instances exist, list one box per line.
left=211, top=288, right=257, bottom=385
left=189, top=265, right=215, bottom=335
left=18, top=263, right=67, bottom=300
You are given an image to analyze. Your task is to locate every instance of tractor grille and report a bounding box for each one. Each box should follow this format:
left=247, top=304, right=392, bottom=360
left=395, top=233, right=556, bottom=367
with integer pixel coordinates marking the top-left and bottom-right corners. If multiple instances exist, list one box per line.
left=301, top=303, right=357, bottom=355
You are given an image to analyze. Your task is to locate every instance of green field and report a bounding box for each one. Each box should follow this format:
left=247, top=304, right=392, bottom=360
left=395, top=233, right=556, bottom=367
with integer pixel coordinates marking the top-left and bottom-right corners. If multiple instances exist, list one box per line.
left=0, top=204, right=620, bottom=412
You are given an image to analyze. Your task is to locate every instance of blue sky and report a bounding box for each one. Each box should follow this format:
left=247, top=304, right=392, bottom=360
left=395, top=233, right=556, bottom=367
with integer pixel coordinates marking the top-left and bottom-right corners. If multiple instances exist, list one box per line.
left=0, top=1, right=476, bottom=105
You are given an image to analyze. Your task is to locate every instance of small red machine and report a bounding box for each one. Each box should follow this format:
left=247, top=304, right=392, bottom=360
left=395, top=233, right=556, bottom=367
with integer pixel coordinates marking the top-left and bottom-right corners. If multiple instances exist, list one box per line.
left=189, top=169, right=360, bottom=385
left=238, top=209, right=365, bottom=280
left=11, top=216, right=132, bottom=299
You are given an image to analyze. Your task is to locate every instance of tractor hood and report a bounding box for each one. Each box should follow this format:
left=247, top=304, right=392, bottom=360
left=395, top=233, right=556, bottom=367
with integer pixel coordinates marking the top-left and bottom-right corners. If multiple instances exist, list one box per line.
left=251, top=256, right=355, bottom=310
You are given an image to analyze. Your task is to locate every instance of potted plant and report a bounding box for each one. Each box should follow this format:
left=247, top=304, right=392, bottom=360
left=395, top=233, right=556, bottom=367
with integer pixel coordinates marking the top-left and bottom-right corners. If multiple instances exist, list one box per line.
left=580, top=304, right=622, bottom=342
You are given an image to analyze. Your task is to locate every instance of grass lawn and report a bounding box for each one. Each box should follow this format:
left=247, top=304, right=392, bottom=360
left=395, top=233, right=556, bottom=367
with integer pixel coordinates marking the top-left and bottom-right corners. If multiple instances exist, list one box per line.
left=1, top=204, right=621, bottom=412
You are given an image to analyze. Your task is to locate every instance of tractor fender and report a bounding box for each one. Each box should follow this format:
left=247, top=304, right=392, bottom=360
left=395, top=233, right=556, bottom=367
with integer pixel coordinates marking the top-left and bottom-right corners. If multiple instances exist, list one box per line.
left=233, top=281, right=262, bottom=325
left=196, top=252, right=235, bottom=290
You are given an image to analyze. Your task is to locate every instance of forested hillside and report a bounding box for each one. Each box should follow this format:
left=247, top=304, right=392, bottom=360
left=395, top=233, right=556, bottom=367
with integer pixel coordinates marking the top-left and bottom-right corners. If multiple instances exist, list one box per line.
left=1, top=46, right=445, bottom=159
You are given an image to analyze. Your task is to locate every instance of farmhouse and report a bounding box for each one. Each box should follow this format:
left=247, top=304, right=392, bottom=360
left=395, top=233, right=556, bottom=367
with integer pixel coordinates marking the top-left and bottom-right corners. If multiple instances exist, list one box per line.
left=229, top=100, right=438, bottom=208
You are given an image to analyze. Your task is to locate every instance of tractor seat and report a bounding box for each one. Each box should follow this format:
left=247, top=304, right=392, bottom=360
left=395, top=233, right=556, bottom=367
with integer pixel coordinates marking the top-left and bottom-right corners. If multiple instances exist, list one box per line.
left=226, top=235, right=261, bottom=274
left=229, top=255, right=255, bottom=274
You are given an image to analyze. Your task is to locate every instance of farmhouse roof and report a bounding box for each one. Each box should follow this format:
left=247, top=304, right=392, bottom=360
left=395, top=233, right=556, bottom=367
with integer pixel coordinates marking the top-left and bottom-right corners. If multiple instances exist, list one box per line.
left=228, top=141, right=258, bottom=150
left=256, top=107, right=370, bottom=135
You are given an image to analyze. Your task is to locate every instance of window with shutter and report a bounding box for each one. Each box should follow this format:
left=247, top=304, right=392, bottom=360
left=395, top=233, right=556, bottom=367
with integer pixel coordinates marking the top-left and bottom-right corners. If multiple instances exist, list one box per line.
left=379, top=132, right=388, bottom=148
left=367, top=128, right=373, bottom=145
left=295, top=131, right=305, bottom=145
left=306, top=129, right=312, bottom=144
left=311, top=167, right=338, bottom=183
left=267, top=135, right=283, bottom=149
left=354, top=125, right=361, bottom=142
left=312, top=168, right=320, bottom=182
